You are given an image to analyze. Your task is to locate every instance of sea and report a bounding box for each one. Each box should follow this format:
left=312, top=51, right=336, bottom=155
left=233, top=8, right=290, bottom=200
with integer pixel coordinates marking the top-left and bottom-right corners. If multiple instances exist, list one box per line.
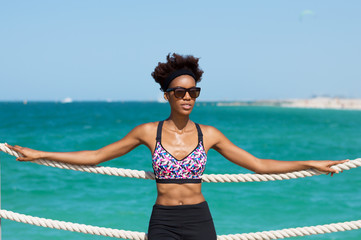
left=1, top=101, right=361, bottom=240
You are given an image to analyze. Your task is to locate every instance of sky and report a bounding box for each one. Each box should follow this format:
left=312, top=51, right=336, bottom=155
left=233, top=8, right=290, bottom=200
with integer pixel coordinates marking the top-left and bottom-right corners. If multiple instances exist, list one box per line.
left=1, top=0, right=360, bottom=101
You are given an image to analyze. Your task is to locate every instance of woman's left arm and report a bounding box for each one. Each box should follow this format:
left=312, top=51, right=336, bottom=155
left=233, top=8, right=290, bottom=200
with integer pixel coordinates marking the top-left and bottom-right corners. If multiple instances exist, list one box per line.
left=204, top=126, right=348, bottom=175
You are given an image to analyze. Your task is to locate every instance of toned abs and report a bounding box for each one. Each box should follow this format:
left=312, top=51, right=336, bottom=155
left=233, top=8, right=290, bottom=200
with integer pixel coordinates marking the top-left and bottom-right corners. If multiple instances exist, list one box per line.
left=156, top=183, right=205, bottom=206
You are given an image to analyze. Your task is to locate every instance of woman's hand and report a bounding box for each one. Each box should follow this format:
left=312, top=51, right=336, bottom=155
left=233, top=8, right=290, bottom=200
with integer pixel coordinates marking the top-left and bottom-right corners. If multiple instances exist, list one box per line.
left=309, top=159, right=349, bottom=176
left=5, top=143, right=44, bottom=161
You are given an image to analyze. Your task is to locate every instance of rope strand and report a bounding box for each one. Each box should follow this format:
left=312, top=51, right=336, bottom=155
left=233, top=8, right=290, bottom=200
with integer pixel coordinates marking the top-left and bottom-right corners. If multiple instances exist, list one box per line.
left=1, top=143, right=360, bottom=183
left=1, top=209, right=360, bottom=240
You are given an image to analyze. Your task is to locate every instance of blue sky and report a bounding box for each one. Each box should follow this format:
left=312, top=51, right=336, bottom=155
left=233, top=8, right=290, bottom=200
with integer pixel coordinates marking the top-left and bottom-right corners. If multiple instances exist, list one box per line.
left=1, top=0, right=360, bottom=101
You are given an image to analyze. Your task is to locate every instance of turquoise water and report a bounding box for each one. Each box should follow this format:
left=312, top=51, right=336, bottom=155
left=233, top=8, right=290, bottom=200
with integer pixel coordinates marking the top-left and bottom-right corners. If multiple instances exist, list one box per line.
left=1, top=102, right=361, bottom=240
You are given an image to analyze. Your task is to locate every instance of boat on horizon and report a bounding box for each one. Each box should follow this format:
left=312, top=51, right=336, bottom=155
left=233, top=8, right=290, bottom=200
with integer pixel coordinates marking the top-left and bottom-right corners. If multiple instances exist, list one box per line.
left=61, top=97, right=73, bottom=104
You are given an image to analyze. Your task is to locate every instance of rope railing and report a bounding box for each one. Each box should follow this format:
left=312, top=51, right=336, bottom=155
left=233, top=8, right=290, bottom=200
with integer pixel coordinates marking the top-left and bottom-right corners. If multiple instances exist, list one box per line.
left=1, top=209, right=361, bottom=240
left=1, top=142, right=361, bottom=239
left=0, top=209, right=146, bottom=240
left=1, top=143, right=360, bottom=183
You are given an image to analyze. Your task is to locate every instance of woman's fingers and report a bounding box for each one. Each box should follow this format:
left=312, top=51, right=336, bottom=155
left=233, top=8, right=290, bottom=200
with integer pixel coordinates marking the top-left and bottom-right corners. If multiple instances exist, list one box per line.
left=5, top=143, right=14, bottom=149
left=6, top=143, right=39, bottom=161
left=337, top=159, right=349, bottom=164
left=324, top=159, right=350, bottom=176
left=6, top=143, right=22, bottom=152
left=16, top=157, right=33, bottom=161
left=328, top=159, right=348, bottom=167
left=6, top=144, right=22, bottom=154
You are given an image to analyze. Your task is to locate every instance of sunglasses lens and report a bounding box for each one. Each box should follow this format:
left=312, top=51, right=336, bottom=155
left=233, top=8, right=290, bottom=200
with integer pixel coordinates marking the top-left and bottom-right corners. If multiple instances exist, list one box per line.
left=189, top=88, right=200, bottom=98
left=174, top=89, right=186, bottom=98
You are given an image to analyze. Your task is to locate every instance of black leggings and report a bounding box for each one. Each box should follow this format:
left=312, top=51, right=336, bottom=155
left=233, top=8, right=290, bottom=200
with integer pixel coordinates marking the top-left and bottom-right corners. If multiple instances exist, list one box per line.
left=147, top=201, right=217, bottom=240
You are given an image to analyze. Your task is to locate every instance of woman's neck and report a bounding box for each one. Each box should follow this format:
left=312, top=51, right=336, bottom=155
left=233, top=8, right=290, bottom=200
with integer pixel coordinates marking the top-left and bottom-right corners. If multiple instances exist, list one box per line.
left=166, top=113, right=191, bottom=131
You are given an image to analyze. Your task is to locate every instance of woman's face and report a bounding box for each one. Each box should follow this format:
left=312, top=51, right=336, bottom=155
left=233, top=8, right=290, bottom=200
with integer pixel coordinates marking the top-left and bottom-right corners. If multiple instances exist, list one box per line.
left=165, top=75, right=197, bottom=115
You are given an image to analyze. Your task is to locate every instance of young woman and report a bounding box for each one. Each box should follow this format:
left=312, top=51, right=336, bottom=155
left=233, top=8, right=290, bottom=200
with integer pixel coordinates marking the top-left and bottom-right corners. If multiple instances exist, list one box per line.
left=7, top=53, right=347, bottom=240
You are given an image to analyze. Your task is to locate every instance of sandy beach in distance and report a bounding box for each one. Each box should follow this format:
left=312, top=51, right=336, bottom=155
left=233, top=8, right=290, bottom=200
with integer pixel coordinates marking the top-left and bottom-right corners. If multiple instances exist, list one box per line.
left=216, top=97, right=361, bottom=110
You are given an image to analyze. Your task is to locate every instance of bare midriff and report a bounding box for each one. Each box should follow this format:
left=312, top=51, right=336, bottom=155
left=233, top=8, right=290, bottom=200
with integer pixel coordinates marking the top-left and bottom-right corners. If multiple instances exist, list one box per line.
left=155, top=183, right=205, bottom=206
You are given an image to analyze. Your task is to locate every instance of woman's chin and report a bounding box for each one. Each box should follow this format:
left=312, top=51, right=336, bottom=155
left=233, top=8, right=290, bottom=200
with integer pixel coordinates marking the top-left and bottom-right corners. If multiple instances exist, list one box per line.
left=176, top=108, right=193, bottom=115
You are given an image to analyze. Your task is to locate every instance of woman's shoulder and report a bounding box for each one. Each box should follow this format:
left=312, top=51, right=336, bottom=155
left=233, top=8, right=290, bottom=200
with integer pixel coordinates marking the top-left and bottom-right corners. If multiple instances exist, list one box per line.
left=197, top=123, right=222, bottom=136
left=196, top=123, right=224, bottom=149
left=129, top=121, right=160, bottom=143
left=133, top=121, right=159, bottom=132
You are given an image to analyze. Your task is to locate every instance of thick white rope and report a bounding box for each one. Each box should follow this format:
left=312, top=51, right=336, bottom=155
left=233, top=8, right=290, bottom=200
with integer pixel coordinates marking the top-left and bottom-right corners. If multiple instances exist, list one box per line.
left=1, top=143, right=360, bottom=183
left=0, top=209, right=146, bottom=240
left=1, top=209, right=361, bottom=240
left=216, top=219, right=361, bottom=240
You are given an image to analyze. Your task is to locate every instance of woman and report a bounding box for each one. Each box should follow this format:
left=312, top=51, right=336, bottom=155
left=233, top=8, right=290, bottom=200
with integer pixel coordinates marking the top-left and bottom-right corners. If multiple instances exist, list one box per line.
left=7, top=53, right=347, bottom=240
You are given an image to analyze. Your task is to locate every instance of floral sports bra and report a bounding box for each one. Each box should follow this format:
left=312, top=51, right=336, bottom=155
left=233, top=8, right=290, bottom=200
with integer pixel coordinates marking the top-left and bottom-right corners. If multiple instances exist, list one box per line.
left=152, top=121, right=207, bottom=184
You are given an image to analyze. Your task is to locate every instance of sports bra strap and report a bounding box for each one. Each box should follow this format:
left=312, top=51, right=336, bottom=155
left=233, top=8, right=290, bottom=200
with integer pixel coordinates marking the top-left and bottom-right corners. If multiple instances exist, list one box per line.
left=155, top=120, right=203, bottom=142
left=195, top=123, right=203, bottom=142
left=156, top=120, right=164, bottom=141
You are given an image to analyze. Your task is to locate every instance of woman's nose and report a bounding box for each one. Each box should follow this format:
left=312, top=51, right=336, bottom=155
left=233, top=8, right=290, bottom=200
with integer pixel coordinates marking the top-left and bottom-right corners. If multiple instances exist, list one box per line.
left=183, top=91, right=192, bottom=99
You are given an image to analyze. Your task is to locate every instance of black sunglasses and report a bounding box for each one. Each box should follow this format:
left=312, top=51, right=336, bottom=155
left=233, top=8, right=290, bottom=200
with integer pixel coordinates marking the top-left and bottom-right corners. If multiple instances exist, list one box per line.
left=166, top=87, right=201, bottom=99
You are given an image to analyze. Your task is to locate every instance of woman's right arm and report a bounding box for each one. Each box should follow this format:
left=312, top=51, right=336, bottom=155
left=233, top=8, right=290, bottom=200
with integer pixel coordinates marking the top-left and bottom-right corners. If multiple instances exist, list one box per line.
left=6, top=123, right=153, bottom=165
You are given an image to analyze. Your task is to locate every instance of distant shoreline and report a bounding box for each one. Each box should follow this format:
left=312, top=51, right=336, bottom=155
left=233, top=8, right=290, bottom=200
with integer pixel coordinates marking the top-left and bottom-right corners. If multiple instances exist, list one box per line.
left=216, top=97, right=361, bottom=110
left=1, top=97, right=361, bottom=110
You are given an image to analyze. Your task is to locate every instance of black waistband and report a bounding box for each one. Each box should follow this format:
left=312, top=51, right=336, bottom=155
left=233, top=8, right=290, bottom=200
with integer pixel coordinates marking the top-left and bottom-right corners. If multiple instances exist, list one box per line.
left=151, top=201, right=212, bottom=222
left=154, top=201, right=208, bottom=209
left=156, top=178, right=202, bottom=184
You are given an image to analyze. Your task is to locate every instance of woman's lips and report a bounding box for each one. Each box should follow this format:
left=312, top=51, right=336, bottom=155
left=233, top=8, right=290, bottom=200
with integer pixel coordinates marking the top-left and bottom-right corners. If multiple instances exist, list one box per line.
left=181, top=104, right=192, bottom=110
